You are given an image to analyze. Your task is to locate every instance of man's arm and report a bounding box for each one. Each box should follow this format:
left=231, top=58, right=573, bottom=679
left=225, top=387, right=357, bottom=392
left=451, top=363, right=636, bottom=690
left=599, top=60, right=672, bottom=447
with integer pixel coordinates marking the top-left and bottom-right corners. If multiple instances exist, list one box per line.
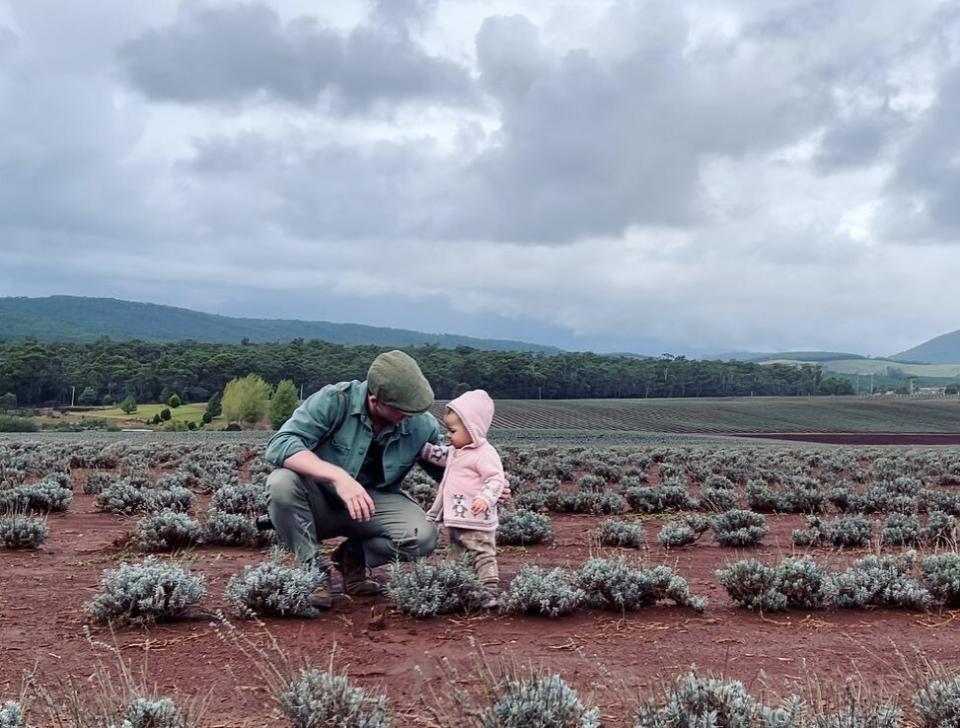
left=265, top=388, right=340, bottom=467
left=265, top=387, right=375, bottom=521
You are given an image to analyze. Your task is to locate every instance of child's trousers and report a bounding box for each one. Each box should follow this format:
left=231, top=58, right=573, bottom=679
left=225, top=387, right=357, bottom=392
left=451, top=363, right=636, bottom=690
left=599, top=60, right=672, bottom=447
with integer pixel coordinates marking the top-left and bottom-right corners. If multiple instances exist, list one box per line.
left=447, top=527, right=498, bottom=592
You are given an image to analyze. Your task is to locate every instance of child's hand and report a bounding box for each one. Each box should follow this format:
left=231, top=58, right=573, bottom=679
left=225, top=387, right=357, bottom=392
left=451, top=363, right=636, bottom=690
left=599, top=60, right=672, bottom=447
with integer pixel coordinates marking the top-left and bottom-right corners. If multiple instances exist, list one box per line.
left=470, top=497, right=489, bottom=516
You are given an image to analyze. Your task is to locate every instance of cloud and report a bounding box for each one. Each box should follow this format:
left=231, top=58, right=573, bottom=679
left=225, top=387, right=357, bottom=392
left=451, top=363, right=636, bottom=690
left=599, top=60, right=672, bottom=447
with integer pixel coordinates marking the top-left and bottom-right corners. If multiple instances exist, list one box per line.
left=881, top=62, right=960, bottom=242
left=3, top=0, right=960, bottom=356
left=118, top=1, right=476, bottom=112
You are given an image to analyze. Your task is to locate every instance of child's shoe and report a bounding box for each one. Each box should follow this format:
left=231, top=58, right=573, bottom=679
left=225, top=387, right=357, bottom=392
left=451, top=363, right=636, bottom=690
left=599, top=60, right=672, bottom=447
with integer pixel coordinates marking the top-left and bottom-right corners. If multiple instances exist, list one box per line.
left=480, top=595, right=499, bottom=611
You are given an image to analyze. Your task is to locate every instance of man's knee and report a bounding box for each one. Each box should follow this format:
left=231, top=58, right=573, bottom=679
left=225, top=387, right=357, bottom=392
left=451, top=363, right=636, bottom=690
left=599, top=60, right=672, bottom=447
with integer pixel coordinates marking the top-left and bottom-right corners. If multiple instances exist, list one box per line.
left=413, top=521, right=438, bottom=557
left=266, top=468, right=304, bottom=509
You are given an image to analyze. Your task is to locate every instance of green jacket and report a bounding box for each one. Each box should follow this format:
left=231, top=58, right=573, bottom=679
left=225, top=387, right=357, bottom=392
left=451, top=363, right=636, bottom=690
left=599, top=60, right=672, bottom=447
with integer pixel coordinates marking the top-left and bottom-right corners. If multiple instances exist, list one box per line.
left=265, top=380, right=442, bottom=492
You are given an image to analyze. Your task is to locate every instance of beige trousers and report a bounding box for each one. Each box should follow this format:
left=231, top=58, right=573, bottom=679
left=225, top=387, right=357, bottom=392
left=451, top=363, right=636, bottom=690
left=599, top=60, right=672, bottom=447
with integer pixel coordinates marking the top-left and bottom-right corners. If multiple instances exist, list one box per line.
left=448, top=527, right=499, bottom=592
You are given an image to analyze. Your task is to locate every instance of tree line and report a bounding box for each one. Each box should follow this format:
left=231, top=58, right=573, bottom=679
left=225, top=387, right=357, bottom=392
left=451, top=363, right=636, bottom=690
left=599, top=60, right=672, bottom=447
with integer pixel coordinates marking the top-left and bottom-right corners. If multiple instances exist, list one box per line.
left=0, top=338, right=853, bottom=408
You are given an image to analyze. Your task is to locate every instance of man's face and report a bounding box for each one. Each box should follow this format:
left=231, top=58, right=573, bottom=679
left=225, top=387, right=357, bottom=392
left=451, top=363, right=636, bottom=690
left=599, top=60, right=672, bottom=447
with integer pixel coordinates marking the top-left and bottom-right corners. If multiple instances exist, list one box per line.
left=368, top=396, right=411, bottom=425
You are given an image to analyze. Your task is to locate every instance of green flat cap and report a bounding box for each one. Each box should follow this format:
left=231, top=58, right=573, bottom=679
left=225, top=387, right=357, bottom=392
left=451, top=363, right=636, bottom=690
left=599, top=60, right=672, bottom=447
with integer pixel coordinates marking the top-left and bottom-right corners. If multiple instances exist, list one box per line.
left=367, top=350, right=434, bottom=415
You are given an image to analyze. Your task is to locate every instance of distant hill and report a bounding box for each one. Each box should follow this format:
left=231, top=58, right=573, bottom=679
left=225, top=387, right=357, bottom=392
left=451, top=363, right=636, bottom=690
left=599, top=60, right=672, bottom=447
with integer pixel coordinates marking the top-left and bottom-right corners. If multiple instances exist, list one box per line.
left=892, top=330, right=960, bottom=364
left=0, top=296, right=561, bottom=353
left=718, top=351, right=866, bottom=363
left=766, top=357, right=960, bottom=378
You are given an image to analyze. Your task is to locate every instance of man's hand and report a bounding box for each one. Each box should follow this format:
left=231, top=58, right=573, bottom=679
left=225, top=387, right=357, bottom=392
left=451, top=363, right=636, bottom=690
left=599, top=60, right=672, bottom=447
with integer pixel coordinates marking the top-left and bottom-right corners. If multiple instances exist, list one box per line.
left=471, top=497, right=489, bottom=516
left=332, top=475, right=376, bottom=521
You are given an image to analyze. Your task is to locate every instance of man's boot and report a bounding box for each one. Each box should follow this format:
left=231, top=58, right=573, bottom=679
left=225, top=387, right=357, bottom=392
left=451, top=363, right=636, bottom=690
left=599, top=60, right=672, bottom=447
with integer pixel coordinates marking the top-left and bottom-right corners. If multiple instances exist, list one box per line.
left=305, top=558, right=333, bottom=610
left=331, top=540, right=381, bottom=596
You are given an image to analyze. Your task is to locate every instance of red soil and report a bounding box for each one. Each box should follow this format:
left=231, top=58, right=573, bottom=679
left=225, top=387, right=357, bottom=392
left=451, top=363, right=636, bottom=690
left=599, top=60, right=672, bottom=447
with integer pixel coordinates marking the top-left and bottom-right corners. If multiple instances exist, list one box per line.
left=2, top=487, right=958, bottom=726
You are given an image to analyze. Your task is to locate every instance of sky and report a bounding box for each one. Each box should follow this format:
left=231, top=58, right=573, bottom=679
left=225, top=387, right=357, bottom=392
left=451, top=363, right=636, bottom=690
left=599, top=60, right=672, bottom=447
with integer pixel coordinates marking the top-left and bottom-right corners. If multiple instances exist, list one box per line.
left=1, top=0, right=959, bottom=357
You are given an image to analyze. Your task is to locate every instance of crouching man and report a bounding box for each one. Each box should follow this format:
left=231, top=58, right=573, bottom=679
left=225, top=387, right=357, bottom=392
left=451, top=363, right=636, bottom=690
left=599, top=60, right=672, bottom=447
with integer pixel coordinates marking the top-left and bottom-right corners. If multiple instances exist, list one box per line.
left=265, top=350, right=444, bottom=608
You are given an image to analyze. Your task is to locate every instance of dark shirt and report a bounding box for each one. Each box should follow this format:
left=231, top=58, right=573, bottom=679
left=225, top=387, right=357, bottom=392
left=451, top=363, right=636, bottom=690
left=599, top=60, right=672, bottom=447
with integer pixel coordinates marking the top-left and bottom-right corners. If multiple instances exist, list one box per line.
left=355, top=438, right=385, bottom=489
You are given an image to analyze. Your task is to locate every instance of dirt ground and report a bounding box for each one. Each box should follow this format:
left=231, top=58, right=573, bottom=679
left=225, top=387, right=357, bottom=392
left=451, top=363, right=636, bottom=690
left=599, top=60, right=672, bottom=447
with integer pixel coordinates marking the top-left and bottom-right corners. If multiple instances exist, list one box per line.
left=3, top=473, right=959, bottom=728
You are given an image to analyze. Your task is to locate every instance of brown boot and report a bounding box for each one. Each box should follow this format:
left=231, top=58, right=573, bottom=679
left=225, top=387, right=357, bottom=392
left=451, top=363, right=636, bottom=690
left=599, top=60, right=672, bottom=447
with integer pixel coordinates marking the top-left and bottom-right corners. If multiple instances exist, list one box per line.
left=331, top=541, right=381, bottom=596
left=305, top=559, right=333, bottom=610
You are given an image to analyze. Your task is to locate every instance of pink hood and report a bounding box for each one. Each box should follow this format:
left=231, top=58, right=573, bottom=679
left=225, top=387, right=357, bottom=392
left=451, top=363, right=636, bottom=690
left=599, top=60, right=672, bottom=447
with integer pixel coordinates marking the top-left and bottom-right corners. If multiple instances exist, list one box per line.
left=446, top=389, right=494, bottom=448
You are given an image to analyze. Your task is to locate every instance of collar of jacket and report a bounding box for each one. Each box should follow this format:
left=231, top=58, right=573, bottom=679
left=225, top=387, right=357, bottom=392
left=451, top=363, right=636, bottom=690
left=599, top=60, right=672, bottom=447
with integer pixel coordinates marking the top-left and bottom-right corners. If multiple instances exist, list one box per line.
left=351, top=380, right=410, bottom=438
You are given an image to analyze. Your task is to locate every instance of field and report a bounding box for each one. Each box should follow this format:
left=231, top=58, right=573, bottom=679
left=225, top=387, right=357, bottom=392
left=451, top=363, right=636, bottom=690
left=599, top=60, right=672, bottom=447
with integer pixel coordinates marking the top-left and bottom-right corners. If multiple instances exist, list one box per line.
left=450, top=396, right=960, bottom=437
left=30, top=403, right=226, bottom=429
left=3, top=430, right=960, bottom=726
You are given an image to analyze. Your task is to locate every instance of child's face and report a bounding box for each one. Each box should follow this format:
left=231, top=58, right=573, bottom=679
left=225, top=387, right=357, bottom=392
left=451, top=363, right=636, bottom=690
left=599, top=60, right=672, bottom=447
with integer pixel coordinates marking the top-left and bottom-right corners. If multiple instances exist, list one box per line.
left=443, top=410, right=473, bottom=448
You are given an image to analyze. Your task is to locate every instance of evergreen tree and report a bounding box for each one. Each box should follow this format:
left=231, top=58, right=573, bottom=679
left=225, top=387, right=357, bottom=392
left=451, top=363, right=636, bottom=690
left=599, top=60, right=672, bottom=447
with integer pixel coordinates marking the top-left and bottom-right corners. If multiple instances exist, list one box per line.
left=119, top=395, right=138, bottom=414
left=270, top=379, right=299, bottom=429
left=78, top=386, right=97, bottom=406
left=206, top=391, right=223, bottom=418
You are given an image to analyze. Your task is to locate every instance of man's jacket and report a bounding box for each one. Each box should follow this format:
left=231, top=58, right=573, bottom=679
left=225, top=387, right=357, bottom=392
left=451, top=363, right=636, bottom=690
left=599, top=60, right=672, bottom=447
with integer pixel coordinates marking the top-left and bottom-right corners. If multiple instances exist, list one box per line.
left=265, top=380, right=442, bottom=492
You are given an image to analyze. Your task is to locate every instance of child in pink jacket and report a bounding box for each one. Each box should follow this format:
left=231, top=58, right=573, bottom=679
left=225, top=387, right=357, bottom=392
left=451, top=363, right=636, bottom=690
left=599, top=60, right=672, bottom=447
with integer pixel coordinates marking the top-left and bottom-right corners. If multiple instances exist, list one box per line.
left=420, top=389, right=506, bottom=608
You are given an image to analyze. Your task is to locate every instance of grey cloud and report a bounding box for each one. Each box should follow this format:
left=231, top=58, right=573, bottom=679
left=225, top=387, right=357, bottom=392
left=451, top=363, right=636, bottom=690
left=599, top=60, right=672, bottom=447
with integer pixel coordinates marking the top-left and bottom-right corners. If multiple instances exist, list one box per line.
left=882, top=63, right=960, bottom=241
left=118, top=1, right=475, bottom=111
left=434, top=4, right=836, bottom=242
left=475, top=15, right=544, bottom=104
left=815, top=107, right=904, bottom=171
left=0, top=25, right=18, bottom=60
left=174, top=3, right=864, bottom=245
left=370, top=0, right=438, bottom=31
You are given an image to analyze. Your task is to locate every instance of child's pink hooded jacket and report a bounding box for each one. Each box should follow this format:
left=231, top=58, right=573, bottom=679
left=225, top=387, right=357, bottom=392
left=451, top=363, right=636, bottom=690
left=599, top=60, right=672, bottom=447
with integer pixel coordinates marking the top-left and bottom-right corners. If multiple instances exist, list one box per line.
left=420, top=390, right=506, bottom=532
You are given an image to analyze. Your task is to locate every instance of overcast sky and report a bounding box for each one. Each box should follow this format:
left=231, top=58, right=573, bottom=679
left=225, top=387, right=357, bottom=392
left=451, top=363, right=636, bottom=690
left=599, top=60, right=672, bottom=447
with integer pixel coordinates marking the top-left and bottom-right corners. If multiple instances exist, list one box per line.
left=1, top=0, right=958, bottom=356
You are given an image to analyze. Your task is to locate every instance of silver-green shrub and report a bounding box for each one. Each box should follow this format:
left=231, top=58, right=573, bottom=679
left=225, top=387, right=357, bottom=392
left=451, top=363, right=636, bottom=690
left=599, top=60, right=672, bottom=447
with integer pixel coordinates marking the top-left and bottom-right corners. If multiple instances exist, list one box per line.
left=711, top=510, right=768, bottom=547
left=95, top=482, right=150, bottom=515
left=746, top=480, right=786, bottom=512
left=914, top=675, right=960, bottom=727
left=922, top=510, right=957, bottom=546
left=881, top=513, right=921, bottom=546
left=502, top=565, right=585, bottom=617
left=226, top=559, right=327, bottom=618
left=782, top=476, right=827, bottom=514
left=0, top=700, right=24, bottom=728
left=700, top=485, right=739, bottom=512
left=211, top=483, right=267, bottom=516
left=828, top=552, right=931, bottom=610
left=86, top=556, right=206, bottom=626
left=633, top=670, right=805, bottom=727
left=921, top=553, right=960, bottom=607
left=0, top=480, right=72, bottom=513
left=203, top=508, right=259, bottom=546
left=148, top=485, right=195, bottom=513
left=479, top=674, right=600, bottom=728
left=83, top=471, right=115, bottom=495
left=794, top=515, right=873, bottom=549
left=112, top=697, right=187, bottom=728
left=717, top=559, right=788, bottom=612
left=577, top=557, right=706, bottom=613
left=498, top=509, right=553, bottom=545
left=625, top=486, right=664, bottom=513
left=136, top=511, right=203, bottom=551
left=596, top=519, right=644, bottom=548
left=0, top=513, right=48, bottom=549
left=777, top=556, right=832, bottom=610
left=281, top=668, right=389, bottom=728
left=386, top=560, right=487, bottom=617
left=657, top=522, right=699, bottom=549
left=659, top=481, right=699, bottom=511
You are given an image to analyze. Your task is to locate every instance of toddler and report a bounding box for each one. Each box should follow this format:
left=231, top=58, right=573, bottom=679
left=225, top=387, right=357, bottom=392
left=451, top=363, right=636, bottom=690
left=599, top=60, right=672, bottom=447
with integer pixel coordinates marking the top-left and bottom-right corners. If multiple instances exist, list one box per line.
left=420, top=389, right=506, bottom=608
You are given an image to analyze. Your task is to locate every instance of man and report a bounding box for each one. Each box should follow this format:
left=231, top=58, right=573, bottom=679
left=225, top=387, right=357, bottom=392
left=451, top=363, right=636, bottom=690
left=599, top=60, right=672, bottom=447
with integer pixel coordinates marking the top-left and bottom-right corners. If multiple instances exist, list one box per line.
left=265, top=350, right=444, bottom=608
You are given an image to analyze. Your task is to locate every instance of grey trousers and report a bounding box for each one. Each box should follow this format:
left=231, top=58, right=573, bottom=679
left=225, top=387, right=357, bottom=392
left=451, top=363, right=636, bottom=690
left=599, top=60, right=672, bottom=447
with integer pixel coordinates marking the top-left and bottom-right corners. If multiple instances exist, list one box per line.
left=266, top=468, right=438, bottom=567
